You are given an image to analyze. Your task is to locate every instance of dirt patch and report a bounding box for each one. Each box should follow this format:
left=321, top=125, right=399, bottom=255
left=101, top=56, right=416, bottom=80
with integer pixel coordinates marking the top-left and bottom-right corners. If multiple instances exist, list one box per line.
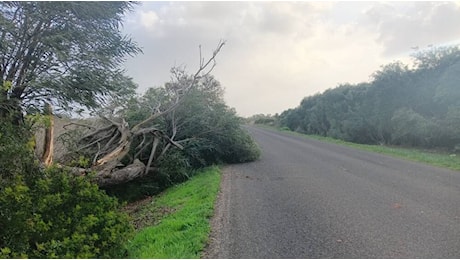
left=123, top=196, right=176, bottom=230
left=123, top=196, right=154, bottom=215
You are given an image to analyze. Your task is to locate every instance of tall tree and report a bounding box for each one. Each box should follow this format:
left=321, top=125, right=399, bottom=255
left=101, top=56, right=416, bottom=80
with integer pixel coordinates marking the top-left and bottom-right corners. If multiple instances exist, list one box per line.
left=0, top=1, right=140, bottom=119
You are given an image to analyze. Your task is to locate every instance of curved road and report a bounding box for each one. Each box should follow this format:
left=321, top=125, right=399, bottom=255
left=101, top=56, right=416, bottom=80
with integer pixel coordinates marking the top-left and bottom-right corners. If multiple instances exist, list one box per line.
left=206, top=126, right=460, bottom=258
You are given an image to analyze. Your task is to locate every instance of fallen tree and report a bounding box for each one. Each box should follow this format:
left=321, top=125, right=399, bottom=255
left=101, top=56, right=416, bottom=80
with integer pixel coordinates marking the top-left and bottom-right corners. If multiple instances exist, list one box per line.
left=56, top=41, right=225, bottom=186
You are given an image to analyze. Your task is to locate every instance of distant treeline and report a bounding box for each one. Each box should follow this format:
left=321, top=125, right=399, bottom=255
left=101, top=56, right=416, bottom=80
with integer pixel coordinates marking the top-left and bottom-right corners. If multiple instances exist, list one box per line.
left=278, top=45, right=460, bottom=150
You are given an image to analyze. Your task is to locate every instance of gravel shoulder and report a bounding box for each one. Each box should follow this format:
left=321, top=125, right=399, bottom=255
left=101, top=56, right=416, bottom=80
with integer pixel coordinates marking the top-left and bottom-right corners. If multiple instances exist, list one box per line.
left=202, top=166, right=232, bottom=259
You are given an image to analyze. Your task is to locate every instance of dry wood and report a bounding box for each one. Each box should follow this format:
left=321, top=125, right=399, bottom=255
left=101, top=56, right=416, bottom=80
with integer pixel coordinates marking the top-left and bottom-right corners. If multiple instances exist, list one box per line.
left=94, top=159, right=146, bottom=187
left=42, top=102, right=54, bottom=166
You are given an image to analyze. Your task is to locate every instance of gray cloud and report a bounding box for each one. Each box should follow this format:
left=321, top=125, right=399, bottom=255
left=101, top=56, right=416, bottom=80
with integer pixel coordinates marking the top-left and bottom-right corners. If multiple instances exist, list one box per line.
left=363, top=2, right=460, bottom=56
left=121, top=2, right=460, bottom=117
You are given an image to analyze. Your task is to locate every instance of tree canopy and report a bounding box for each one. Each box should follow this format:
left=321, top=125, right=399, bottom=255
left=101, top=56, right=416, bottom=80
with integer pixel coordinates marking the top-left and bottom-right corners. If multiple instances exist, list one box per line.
left=0, top=1, right=140, bottom=117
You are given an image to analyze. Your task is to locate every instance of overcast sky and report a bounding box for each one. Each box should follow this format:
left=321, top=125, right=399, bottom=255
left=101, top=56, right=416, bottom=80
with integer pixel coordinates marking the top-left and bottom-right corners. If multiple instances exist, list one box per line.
left=122, top=1, right=460, bottom=117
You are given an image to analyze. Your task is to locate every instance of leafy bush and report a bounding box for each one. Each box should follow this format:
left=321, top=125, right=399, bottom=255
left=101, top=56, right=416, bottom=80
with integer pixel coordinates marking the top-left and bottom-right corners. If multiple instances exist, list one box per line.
left=0, top=121, right=133, bottom=258
left=0, top=120, right=36, bottom=181
left=212, top=126, right=261, bottom=164
left=155, top=149, right=191, bottom=185
left=170, top=80, right=261, bottom=165
left=0, top=167, right=133, bottom=258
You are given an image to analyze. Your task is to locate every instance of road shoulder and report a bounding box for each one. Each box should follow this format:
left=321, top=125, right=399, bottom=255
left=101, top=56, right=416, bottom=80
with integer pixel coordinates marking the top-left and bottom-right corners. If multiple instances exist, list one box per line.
left=202, top=166, right=233, bottom=258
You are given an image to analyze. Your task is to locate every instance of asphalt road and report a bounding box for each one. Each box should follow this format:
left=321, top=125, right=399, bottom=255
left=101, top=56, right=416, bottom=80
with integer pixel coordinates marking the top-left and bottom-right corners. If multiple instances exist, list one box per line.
left=206, top=126, right=460, bottom=258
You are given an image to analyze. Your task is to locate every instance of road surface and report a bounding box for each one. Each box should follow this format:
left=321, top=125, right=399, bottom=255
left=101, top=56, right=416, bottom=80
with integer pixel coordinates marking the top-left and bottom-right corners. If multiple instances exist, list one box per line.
left=205, top=126, right=460, bottom=258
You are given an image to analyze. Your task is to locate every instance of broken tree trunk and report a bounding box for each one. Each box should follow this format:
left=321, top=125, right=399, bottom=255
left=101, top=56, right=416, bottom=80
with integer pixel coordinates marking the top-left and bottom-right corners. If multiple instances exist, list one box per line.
left=94, top=159, right=146, bottom=187
left=94, top=117, right=131, bottom=166
left=42, top=103, right=54, bottom=166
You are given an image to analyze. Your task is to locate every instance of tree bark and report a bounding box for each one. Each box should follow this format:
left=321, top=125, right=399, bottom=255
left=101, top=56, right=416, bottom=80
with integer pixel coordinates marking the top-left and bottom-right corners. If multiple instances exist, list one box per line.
left=94, top=159, right=146, bottom=187
left=42, top=102, right=54, bottom=166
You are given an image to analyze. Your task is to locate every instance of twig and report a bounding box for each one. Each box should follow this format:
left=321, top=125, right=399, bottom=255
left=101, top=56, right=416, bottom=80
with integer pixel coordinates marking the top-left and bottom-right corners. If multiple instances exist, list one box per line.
left=145, top=136, right=160, bottom=175
left=63, top=122, right=96, bottom=130
left=93, top=142, right=101, bottom=165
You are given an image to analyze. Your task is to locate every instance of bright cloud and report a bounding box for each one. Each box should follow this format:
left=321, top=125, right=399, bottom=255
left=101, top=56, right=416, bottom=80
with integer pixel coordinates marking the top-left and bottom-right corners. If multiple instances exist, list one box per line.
left=139, top=10, right=159, bottom=30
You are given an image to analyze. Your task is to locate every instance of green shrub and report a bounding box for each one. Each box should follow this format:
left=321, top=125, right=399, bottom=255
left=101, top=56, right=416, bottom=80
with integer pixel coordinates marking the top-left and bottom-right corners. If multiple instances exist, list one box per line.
left=0, top=166, right=133, bottom=258
left=0, top=120, right=36, bottom=181
left=155, top=149, right=192, bottom=185
left=0, top=121, right=133, bottom=258
left=217, top=128, right=261, bottom=164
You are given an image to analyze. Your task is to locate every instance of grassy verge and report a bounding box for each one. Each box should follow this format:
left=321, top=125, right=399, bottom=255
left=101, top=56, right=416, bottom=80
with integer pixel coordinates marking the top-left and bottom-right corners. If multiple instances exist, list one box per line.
left=125, top=166, right=221, bottom=258
left=257, top=125, right=460, bottom=171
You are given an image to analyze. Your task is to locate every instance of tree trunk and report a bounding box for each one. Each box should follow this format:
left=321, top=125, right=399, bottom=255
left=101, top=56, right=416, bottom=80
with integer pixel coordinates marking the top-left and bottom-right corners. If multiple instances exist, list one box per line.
left=94, top=159, right=146, bottom=187
left=42, top=103, right=54, bottom=166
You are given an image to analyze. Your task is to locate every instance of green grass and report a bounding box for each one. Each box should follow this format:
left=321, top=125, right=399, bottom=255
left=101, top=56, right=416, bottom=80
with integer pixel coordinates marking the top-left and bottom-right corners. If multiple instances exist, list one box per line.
left=126, top=166, right=221, bottom=258
left=258, top=125, right=460, bottom=171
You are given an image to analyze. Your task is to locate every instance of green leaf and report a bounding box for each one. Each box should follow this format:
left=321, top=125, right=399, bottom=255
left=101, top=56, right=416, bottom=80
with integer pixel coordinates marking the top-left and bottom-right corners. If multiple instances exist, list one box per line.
left=2, top=81, right=12, bottom=91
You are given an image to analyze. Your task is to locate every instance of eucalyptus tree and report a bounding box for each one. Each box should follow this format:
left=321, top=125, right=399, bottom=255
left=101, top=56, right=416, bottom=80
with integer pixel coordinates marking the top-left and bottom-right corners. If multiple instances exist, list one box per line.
left=0, top=1, right=140, bottom=120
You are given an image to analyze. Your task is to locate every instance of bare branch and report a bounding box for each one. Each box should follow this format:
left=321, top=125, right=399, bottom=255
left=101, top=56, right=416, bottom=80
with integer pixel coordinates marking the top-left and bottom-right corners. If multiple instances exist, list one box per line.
left=92, top=142, right=101, bottom=165
left=133, top=126, right=161, bottom=137
left=63, top=122, right=96, bottom=130
left=145, top=136, right=160, bottom=175
left=134, top=133, right=148, bottom=151
left=134, top=140, right=151, bottom=159
left=80, top=124, right=114, bottom=141
left=95, top=118, right=131, bottom=166
left=77, top=128, right=116, bottom=152
left=131, top=41, right=225, bottom=133
left=101, top=130, right=121, bottom=154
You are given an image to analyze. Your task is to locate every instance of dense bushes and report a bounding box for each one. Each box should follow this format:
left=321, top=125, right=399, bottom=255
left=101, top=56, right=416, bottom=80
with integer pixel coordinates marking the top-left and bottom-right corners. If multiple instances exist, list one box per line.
left=0, top=120, right=35, bottom=181
left=278, top=45, right=460, bottom=150
left=0, top=121, right=133, bottom=258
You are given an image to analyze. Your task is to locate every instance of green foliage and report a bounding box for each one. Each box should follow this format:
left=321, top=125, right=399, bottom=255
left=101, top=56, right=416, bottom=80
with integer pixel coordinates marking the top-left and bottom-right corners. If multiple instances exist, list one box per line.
left=0, top=120, right=36, bottom=181
left=0, top=167, right=133, bottom=258
left=278, top=44, right=460, bottom=150
left=127, top=167, right=221, bottom=258
left=106, top=72, right=260, bottom=201
left=0, top=121, right=133, bottom=258
left=1, top=81, right=12, bottom=91
left=168, top=76, right=261, bottom=165
left=248, top=113, right=279, bottom=126
left=69, top=155, right=92, bottom=168
left=0, top=2, right=140, bottom=116
left=390, top=108, right=436, bottom=147
left=25, top=113, right=52, bottom=130
left=156, top=149, right=191, bottom=184
left=109, top=74, right=260, bottom=202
